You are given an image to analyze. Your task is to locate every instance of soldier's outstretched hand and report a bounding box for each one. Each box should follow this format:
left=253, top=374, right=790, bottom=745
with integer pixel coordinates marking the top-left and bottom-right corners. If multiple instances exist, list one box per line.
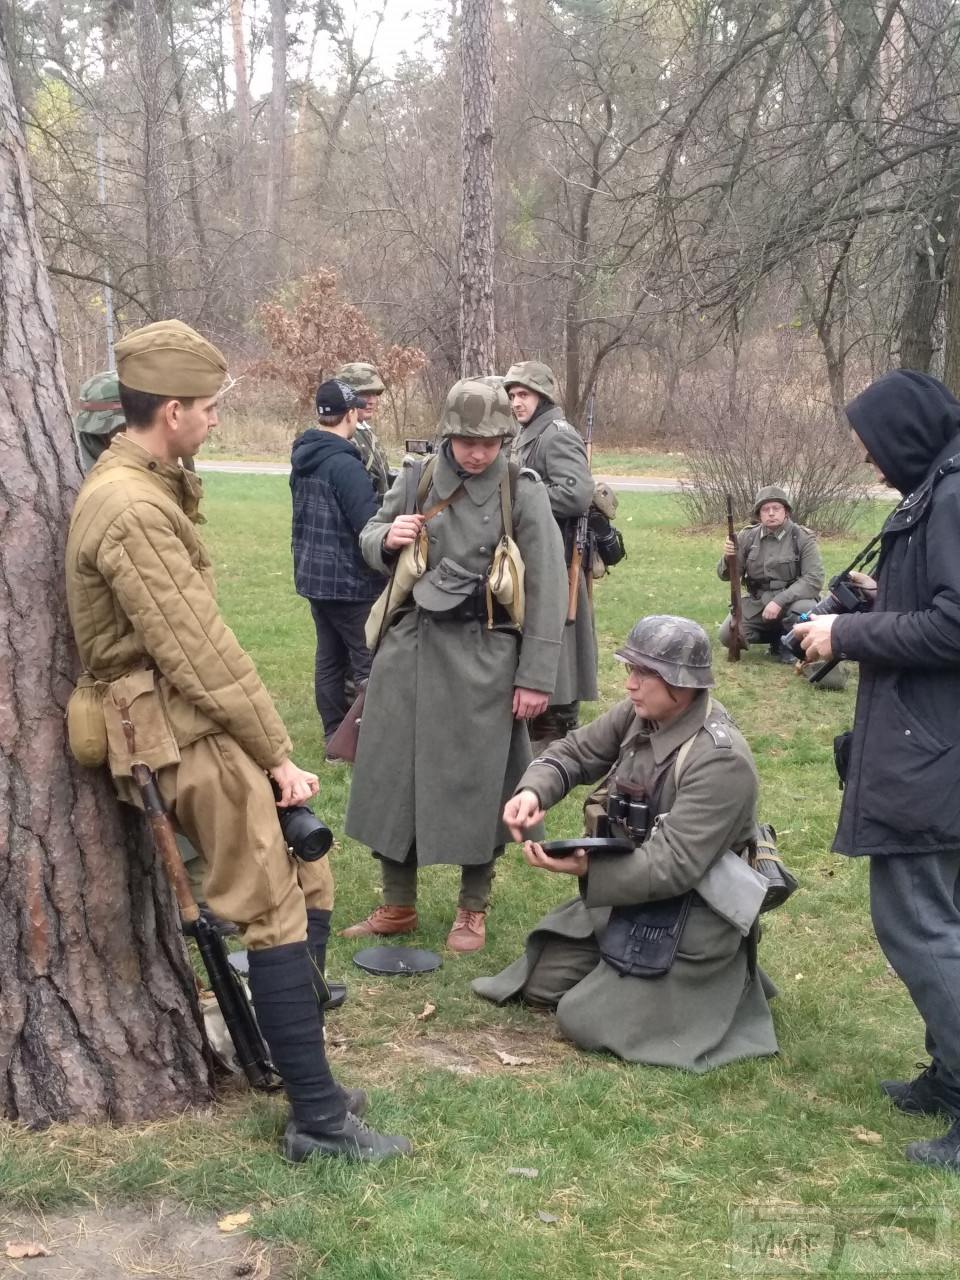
left=523, top=841, right=588, bottom=877
left=384, top=513, right=425, bottom=550
left=503, top=788, right=545, bottom=841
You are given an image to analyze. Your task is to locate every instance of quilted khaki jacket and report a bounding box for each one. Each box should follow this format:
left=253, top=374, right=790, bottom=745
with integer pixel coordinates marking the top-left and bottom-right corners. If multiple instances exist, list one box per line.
left=65, top=434, right=291, bottom=772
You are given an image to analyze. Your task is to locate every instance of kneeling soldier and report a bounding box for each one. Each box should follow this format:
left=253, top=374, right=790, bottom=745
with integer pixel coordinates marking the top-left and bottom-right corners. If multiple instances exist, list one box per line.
left=65, top=320, right=410, bottom=1163
left=473, top=616, right=779, bottom=1071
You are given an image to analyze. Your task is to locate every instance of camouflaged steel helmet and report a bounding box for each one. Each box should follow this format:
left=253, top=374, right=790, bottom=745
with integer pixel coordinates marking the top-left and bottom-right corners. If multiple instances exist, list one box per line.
left=503, top=360, right=560, bottom=405
left=477, top=374, right=506, bottom=390
left=752, top=485, right=792, bottom=518
left=75, top=369, right=126, bottom=438
left=615, top=615, right=715, bottom=688
left=438, top=378, right=517, bottom=439
left=336, top=361, right=386, bottom=395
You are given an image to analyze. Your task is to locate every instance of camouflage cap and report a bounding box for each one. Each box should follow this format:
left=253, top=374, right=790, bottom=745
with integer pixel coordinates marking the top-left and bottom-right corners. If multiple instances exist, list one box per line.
left=115, top=319, right=228, bottom=398
left=615, top=615, right=715, bottom=689
left=752, top=485, right=792, bottom=518
left=438, top=378, right=517, bottom=439
left=503, top=360, right=560, bottom=405
left=336, top=361, right=386, bottom=395
left=75, top=369, right=125, bottom=438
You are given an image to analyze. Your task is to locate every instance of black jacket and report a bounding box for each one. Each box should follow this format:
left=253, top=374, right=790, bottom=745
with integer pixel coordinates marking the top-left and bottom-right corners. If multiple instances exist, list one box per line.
left=290, top=429, right=384, bottom=602
left=833, top=371, right=960, bottom=857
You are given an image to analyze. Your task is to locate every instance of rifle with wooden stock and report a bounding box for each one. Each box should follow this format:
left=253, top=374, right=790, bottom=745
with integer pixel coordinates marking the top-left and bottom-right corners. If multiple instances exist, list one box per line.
left=566, top=389, right=595, bottom=624
left=725, top=494, right=748, bottom=662
left=118, top=702, right=277, bottom=1090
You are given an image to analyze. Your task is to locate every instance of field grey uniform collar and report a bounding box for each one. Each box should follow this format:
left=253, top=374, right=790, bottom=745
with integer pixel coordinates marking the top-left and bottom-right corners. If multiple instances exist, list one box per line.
left=430, top=442, right=508, bottom=505
left=644, top=689, right=711, bottom=766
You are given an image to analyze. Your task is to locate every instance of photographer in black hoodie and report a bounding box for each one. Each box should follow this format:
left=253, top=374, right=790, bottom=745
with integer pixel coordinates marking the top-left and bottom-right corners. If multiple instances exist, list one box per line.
left=291, top=379, right=385, bottom=744
left=796, top=370, right=960, bottom=1171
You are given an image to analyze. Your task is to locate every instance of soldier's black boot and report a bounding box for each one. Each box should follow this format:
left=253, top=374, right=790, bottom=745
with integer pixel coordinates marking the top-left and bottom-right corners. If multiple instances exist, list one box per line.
left=247, top=943, right=410, bottom=1163
left=306, top=908, right=348, bottom=1011
left=905, top=1118, right=960, bottom=1170
left=881, top=1063, right=960, bottom=1118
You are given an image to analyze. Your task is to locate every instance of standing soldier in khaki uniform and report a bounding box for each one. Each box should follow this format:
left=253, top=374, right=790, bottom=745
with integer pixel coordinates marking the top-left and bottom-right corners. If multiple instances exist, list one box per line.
left=336, top=362, right=393, bottom=502
left=503, top=361, right=597, bottom=748
left=341, top=379, right=567, bottom=953
left=473, top=617, right=779, bottom=1071
left=64, top=320, right=410, bottom=1163
left=718, top=486, right=824, bottom=662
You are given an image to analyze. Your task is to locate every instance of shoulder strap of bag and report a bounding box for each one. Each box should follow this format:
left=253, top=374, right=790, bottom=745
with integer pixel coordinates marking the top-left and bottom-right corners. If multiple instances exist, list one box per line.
left=673, top=697, right=714, bottom=788
left=498, top=461, right=520, bottom=539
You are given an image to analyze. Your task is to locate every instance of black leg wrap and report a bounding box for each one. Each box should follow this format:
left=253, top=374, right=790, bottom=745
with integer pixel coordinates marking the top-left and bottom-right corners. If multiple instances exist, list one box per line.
left=246, top=942, right=344, bottom=1133
left=305, top=908, right=333, bottom=1004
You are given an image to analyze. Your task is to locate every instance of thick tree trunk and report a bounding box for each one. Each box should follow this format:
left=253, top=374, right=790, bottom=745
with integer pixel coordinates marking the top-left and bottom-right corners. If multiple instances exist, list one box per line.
left=265, top=0, right=287, bottom=239
left=229, top=0, right=252, bottom=150
left=900, top=196, right=956, bottom=373
left=458, top=0, right=496, bottom=377
left=0, top=29, right=211, bottom=1126
left=135, top=0, right=175, bottom=316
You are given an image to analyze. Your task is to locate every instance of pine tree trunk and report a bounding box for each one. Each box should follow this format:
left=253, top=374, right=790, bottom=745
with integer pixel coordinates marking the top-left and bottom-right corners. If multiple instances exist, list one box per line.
left=0, top=29, right=212, bottom=1126
left=265, top=0, right=287, bottom=239
left=458, top=0, right=496, bottom=377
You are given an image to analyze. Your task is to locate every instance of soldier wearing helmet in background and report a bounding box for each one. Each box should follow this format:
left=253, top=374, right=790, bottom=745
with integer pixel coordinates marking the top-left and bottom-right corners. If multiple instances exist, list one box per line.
left=472, top=616, right=779, bottom=1070
left=341, top=379, right=567, bottom=953
left=336, top=362, right=393, bottom=502
left=718, top=485, right=824, bottom=662
left=74, top=370, right=128, bottom=473
left=503, top=361, right=597, bottom=750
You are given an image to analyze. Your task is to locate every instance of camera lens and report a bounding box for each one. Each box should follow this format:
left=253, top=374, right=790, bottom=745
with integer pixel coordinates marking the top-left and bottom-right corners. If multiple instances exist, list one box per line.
left=276, top=804, right=334, bottom=861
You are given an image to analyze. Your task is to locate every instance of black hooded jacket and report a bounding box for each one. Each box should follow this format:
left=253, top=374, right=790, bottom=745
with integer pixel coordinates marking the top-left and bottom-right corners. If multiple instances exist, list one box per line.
left=833, top=370, right=960, bottom=857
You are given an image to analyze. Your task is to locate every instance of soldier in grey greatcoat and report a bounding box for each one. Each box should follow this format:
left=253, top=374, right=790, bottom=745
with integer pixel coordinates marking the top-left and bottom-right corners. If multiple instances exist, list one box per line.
left=472, top=616, right=779, bottom=1072
left=503, top=361, right=597, bottom=749
left=341, top=379, right=567, bottom=953
left=336, top=362, right=393, bottom=502
left=718, top=486, right=825, bottom=662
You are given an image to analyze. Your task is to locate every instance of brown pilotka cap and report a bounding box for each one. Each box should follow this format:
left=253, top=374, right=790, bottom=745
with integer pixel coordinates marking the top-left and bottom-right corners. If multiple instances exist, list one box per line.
left=115, top=319, right=228, bottom=397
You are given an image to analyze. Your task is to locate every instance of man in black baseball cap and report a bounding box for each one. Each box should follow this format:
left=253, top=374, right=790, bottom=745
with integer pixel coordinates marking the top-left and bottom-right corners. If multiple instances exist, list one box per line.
left=315, top=378, right=366, bottom=418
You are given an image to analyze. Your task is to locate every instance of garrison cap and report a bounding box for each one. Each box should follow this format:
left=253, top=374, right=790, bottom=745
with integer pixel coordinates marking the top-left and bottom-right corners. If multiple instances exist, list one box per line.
left=336, top=361, right=386, bottom=394
left=503, top=360, right=560, bottom=405
left=75, top=369, right=125, bottom=438
left=412, top=557, right=486, bottom=613
left=752, top=485, right=792, bottom=518
left=615, top=615, right=715, bottom=689
left=439, top=378, right=517, bottom=439
left=115, top=319, right=228, bottom=398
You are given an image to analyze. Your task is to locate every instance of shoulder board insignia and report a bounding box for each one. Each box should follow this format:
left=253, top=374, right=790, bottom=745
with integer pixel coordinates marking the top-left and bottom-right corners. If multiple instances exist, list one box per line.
left=703, top=718, right=733, bottom=749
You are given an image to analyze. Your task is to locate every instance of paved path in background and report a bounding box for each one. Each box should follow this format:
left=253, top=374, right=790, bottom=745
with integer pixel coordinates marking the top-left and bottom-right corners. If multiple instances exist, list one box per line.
left=197, top=460, right=682, bottom=492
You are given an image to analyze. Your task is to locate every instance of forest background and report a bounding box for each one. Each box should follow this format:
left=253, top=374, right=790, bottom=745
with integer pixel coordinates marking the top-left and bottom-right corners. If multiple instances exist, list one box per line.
left=6, top=0, right=960, bottom=458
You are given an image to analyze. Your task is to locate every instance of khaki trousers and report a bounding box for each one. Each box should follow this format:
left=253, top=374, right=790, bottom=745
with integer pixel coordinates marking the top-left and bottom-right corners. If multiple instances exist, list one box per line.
left=115, top=733, right=334, bottom=950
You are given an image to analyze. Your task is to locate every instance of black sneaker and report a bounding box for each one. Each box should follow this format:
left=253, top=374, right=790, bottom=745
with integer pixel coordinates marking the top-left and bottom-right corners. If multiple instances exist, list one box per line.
left=905, top=1118, right=960, bottom=1170
left=881, top=1064, right=960, bottom=1118
left=281, top=1113, right=412, bottom=1163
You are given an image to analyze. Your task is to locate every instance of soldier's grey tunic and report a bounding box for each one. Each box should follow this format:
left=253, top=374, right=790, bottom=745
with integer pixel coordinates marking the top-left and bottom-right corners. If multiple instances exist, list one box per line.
left=718, top=519, right=824, bottom=636
left=344, top=445, right=566, bottom=866
left=472, top=692, right=779, bottom=1071
left=511, top=404, right=598, bottom=704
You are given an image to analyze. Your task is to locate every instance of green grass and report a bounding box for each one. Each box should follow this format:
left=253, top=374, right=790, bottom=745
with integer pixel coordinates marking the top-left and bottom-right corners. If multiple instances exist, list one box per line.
left=5, top=479, right=959, bottom=1278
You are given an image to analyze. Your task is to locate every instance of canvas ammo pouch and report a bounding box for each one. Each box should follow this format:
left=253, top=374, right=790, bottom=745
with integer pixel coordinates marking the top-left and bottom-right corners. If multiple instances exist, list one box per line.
left=65, top=673, right=109, bottom=767
left=487, top=463, right=525, bottom=628
left=101, top=667, right=181, bottom=777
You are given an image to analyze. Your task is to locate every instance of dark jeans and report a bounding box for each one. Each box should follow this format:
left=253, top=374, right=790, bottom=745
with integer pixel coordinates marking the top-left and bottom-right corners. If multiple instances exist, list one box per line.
left=309, top=598, right=374, bottom=743
left=870, top=851, right=960, bottom=1092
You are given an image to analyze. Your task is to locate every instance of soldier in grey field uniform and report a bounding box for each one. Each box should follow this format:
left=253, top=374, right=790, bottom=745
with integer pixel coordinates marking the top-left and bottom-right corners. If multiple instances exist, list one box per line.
left=341, top=379, right=567, bottom=954
left=503, top=361, right=598, bottom=749
left=473, top=616, right=779, bottom=1071
left=718, top=486, right=824, bottom=661
left=336, top=362, right=393, bottom=502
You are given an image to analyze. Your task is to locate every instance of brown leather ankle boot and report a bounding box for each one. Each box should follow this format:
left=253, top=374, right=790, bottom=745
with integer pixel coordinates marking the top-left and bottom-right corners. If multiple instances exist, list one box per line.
left=339, top=905, right=418, bottom=939
left=446, top=909, right=486, bottom=953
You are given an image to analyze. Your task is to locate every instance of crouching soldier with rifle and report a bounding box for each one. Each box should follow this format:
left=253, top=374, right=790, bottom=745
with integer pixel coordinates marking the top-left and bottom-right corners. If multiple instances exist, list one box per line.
left=473, top=617, right=779, bottom=1071
left=64, top=320, right=410, bottom=1164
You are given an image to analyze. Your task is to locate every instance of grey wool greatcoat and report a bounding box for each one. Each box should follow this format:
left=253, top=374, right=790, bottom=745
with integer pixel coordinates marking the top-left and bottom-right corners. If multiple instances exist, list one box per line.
left=511, top=404, right=598, bottom=704
left=472, top=691, right=779, bottom=1071
left=717, top=520, right=824, bottom=623
left=344, top=445, right=567, bottom=866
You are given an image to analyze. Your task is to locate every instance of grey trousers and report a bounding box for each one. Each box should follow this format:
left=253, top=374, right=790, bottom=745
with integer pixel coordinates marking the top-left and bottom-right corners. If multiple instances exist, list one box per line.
left=377, top=845, right=501, bottom=912
left=870, top=851, right=960, bottom=1090
left=718, top=600, right=818, bottom=651
left=523, top=935, right=601, bottom=1006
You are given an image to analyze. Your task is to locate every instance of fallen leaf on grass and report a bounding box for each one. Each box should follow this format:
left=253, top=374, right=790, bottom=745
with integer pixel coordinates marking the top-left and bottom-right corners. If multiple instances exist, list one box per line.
left=507, top=1167, right=539, bottom=1179
left=537, top=1211, right=559, bottom=1224
left=218, top=1212, right=252, bottom=1233
left=852, top=1128, right=883, bottom=1145
left=5, top=1241, right=49, bottom=1259
left=494, top=1050, right=534, bottom=1066
left=415, top=1002, right=437, bottom=1022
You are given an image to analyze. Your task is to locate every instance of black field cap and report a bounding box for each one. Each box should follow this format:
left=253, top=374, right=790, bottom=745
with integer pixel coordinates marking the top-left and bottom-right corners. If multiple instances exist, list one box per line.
left=316, top=378, right=365, bottom=417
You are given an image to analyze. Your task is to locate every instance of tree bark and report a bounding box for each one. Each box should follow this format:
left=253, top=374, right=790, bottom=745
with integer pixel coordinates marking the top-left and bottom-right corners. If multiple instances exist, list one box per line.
left=0, top=28, right=211, bottom=1125
left=458, top=0, right=496, bottom=377
left=135, top=0, right=175, bottom=316
left=899, top=195, right=956, bottom=373
left=229, top=0, right=252, bottom=150
left=265, top=0, right=287, bottom=239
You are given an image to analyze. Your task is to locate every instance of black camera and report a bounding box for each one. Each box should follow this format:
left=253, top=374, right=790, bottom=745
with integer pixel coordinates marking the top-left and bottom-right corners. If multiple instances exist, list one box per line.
left=781, top=573, right=874, bottom=660
left=606, top=791, right=651, bottom=843
left=271, top=782, right=333, bottom=861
